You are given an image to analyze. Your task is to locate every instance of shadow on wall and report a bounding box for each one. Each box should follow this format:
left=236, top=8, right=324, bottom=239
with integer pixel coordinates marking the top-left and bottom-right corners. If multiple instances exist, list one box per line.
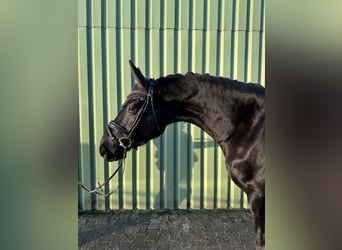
left=153, top=123, right=199, bottom=209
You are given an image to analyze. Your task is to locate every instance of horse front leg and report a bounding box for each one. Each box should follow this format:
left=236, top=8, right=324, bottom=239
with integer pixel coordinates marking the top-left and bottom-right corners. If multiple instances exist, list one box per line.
left=249, top=193, right=265, bottom=250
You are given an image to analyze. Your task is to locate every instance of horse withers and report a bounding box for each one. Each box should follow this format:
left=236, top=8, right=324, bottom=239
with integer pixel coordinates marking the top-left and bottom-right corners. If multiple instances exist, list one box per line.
left=99, top=61, right=265, bottom=249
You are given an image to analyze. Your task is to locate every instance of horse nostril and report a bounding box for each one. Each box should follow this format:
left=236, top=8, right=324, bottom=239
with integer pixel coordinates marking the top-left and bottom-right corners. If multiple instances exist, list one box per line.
left=99, top=146, right=106, bottom=158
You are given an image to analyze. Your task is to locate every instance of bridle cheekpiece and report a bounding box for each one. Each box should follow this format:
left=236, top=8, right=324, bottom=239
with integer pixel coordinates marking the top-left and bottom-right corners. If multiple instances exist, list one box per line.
left=107, top=81, right=161, bottom=151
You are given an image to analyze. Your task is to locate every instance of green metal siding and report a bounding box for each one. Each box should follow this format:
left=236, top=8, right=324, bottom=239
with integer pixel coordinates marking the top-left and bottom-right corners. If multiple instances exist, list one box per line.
left=78, top=0, right=265, bottom=211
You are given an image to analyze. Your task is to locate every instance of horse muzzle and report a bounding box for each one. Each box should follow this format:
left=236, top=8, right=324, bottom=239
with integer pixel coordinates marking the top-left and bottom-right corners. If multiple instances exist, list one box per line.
left=99, top=140, right=125, bottom=161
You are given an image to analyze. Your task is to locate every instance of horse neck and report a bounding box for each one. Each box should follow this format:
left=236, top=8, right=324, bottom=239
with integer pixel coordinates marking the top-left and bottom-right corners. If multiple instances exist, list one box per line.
left=155, top=73, right=265, bottom=147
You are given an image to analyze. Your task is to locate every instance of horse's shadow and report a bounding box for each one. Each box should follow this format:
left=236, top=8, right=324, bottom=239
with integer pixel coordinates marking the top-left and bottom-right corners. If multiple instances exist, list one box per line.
left=153, top=122, right=204, bottom=209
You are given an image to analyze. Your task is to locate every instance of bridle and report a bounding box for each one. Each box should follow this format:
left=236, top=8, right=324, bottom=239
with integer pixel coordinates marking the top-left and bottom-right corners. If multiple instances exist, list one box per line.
left=107, top=81, right=161, bottom=151
left=78, top=81, right=161, bottom=196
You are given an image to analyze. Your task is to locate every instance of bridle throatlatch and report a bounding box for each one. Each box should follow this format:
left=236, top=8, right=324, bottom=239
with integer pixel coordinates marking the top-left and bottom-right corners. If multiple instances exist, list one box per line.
left=78, top=82, right=160, bottom=196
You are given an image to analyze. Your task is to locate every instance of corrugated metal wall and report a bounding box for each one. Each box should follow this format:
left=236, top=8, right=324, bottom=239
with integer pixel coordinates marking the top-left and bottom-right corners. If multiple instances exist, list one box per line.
left=78, top=0, right=265, bottom=211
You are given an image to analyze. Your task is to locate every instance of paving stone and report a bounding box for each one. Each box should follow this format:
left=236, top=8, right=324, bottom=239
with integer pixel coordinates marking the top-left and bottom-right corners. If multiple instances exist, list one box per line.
left=119, top=241, right=132, bottom=250
left=78, top=210, right=255, bottom=249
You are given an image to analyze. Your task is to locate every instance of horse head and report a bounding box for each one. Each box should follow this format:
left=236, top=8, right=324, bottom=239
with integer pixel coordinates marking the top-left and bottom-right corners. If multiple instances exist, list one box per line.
left=99, top=61, right=166, bottom=161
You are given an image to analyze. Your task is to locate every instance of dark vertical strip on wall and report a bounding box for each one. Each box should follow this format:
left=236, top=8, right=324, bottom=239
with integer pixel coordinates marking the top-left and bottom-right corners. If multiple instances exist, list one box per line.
left=159, top=137, right=164, bottom=209
left=199, top=130, right=204, bottom=209
left=186, top=124, right=192, bottom=209
left=174, top=0, right=179, bottom=72
left=101, top=0, right=110, bottom=209
left=230, top=0, right=237, bottom=79
left=188, top=0, right=193, bottom=72
left=160, top=0, right=164, bottom=76
left=173, top=0, right=179, bottom=210
left=258, top=0, right=265, bottom=84
left=78, top=137, right=83, bottom=209
left=227, top=175, right=231, bottom=208
left=115, top=0, right=123, bottom=209
left=173, top=126, right=179, bottom=209
left=130, top=0, right=137, bottom=210
left=145, top=142, right=151, bottom=209
left=145, top=0, right=151, bottom=209
left=130, top=0, right=136, bottom=87
left=199, top=0, right=208, bottom=209
left=186, top=0, right=193, bottom=209
left=202, top=1, right=207, bottom=76
left=244, top=0, right=251, bottom=83
left=159, top=0, right=165, bottom=209
left=86, top=0, right=96, bottom=210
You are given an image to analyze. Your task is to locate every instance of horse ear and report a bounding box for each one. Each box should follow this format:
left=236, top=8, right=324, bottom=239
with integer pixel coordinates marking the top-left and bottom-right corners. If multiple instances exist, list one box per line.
left=129, top=60, right=147, bottom=88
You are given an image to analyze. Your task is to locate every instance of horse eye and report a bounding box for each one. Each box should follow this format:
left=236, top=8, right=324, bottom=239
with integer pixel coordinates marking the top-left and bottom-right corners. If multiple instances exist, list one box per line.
left=127, top=102, right=141, bottom=113
left=127, top=104, right=137, bottom=113
left=126, top=98, right=144, bottom=113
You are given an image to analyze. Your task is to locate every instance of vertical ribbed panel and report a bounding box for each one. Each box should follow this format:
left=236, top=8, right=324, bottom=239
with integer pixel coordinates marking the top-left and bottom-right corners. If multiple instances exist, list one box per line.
left=78, top=0, right=265, bottom=211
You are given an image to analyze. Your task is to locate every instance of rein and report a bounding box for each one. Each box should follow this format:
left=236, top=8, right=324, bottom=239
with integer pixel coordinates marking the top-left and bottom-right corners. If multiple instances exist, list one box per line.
left=78, top=82, right=160, bottom=196
left=77, top=150, right=127, bottom=196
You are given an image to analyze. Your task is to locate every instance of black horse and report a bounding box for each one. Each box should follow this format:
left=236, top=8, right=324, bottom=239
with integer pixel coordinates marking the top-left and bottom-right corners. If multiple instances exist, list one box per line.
left=99, top=61, right=265, bottom=250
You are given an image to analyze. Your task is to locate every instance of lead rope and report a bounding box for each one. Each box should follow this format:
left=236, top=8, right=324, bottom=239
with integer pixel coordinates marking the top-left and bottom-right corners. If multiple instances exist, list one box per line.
left=78, top=150, right=127, bottom=196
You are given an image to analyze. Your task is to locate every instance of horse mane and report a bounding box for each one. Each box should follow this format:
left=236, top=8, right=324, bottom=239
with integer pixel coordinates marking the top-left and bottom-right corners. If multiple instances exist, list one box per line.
left=156, top=72, right=265, bottom=96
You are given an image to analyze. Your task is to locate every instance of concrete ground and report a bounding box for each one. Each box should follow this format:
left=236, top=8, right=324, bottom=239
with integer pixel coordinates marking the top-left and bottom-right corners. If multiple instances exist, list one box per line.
left=78, top=209, right=255, bottom=250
